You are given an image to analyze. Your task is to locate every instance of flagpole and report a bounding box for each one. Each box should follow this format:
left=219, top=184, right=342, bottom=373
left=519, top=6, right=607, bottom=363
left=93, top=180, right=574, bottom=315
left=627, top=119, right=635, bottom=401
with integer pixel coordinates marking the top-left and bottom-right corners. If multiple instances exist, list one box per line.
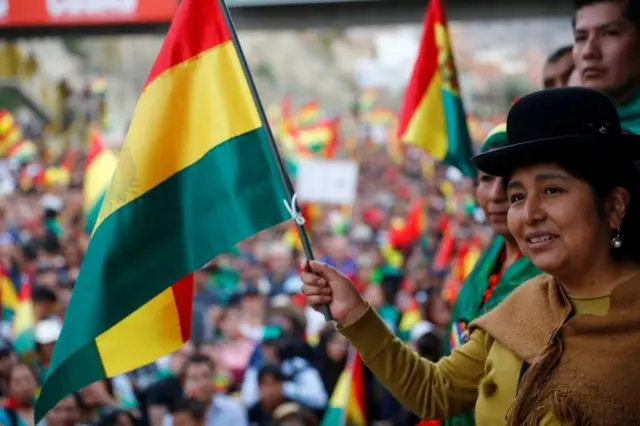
left=219, top=0, right=332, bottom=322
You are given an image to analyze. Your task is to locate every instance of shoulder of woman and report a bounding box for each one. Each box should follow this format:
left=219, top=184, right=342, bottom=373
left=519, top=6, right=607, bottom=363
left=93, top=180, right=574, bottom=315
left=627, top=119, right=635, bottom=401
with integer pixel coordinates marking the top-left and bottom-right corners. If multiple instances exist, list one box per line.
left=469, top=274, right=558, bottom=362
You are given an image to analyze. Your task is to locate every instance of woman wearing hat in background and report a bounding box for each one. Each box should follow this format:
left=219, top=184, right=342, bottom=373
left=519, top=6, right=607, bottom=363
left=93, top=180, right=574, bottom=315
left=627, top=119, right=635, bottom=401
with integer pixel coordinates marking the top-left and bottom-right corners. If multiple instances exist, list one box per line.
left=444, top=123, right=540, bottom=426
left=301, top=87, right=640, bottom=425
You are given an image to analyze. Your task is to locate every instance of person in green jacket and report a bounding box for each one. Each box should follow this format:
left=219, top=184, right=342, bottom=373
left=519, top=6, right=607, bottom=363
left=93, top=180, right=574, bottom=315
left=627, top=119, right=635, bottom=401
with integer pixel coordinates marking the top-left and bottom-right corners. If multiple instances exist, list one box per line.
left=443, top=124, right=541, bottom=426
left=572, top=0, right=640, bottom=132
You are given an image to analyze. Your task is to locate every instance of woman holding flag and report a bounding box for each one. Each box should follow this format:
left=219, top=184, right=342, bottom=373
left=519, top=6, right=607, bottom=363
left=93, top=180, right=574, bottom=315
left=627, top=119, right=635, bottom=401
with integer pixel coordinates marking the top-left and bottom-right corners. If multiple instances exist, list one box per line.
left=301, top=87, right=640, bottom=425
left=444, top=124, right=540, bottom=426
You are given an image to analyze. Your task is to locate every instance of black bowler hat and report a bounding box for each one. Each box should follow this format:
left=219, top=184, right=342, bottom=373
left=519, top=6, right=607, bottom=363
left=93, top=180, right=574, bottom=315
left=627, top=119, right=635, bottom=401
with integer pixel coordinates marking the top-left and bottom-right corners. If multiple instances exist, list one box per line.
left=472, top=87, right=640, bottom=177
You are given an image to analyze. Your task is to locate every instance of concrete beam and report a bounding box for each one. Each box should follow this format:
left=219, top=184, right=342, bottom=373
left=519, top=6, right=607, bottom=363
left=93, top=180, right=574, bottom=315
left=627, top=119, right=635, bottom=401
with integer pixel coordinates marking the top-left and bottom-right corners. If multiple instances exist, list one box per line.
left=229, top=0, right=574, bottom=30
left=0, top=0, right=573, bottom=38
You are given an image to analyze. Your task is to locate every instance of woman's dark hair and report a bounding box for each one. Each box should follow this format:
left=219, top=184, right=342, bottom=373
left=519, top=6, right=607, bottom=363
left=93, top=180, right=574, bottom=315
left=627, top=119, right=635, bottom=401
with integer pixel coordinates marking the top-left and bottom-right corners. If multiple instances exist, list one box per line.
left=171, top=398, right=206, bottom=421
left=560, top=160, right=640, bottom=262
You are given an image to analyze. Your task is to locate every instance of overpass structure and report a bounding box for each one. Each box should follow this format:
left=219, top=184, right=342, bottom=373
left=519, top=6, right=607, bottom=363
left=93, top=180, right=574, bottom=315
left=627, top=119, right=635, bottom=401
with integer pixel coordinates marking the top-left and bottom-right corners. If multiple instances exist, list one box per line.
left=0, top=0, right=574, bottom=38
left=229, top=0, right=574, bottom=30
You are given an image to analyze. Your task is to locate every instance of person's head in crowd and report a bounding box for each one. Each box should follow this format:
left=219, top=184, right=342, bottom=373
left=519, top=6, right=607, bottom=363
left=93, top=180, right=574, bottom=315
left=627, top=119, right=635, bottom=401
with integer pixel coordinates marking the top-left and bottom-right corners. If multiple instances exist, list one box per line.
left=271, top=402, right=319, bottom=426
left=261, top=338, right=281, bottom=364
left=413, top=331, right=442, bottom=362
left=267, top=306, right=306, bottom=339
left=78, top=379, right=117, bottom=417
left=62, top=238, right=83, bottom=269
left=268, top=243, right=294, bottom=277
left=328, top=235, right=350, bottom=262
left=170, top=398, right=206, bottom=426
left=240, top=285, right=265, bottom=322
left=34, top=318, right=61, bottom=370
left=45, top=394, right=82, bottom=426
left=183, top=354, right=216, bottom=404
left=0, top=339, right=16, bottom=383
left=573, top=0, right=640, bottom=103
left=192, top=270, right=210, bottom=292
left=33, top=285, right=58, bottom=321
left=317, top=327, right=348, bottom=366
left=475, top=124, right=511, bottom=238
left=217, top=296, right=243, bottom=341
left=0, top=237, right=15, bottom=265
left=237, top=252, right=263, bottom=283
left=56, top=280, right=74, bottom=318
left=257, top=364, right=286, bottom=413
left=473, top=87, right=640, bottom=290
left=543, top=45, right=575, bottom=88
left=7, top=363, right=37, bottom=407
left=170, top=342, right=197, bottom=378
left=97, top=408, right=136, bottom=426
left=363, top=283, right=385, bottom=309
left=423, top=290, right=451, bottom=331
left=36, top=263, right=60, bottom=288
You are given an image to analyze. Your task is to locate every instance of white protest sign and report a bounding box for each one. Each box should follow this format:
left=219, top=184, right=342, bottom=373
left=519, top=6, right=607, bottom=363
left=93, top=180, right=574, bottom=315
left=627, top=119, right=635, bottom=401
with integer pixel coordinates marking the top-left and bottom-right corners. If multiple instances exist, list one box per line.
left=0, top=161, right=14, bottom=197
left=296, top=160, right=359, bottom=205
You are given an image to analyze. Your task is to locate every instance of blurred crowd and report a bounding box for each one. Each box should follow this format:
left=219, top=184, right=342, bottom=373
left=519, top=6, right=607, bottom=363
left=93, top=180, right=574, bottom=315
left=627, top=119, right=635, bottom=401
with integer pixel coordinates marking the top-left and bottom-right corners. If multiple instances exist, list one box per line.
left=0, top=0, right=637, bottom=424
left=0, top=130, right=490, bottom=426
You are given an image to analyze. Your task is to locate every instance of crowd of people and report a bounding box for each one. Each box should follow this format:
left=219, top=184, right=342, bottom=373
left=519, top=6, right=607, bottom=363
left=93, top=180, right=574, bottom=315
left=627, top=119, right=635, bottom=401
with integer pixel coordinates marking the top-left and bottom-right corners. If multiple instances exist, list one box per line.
left=0, top=0, right=638, bottom=425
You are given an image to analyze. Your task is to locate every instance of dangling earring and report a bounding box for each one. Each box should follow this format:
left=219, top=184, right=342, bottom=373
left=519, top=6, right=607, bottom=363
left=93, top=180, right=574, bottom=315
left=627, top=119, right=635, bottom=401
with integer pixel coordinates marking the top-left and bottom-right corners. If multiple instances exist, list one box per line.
left=611, top=227, right=622, bottom=248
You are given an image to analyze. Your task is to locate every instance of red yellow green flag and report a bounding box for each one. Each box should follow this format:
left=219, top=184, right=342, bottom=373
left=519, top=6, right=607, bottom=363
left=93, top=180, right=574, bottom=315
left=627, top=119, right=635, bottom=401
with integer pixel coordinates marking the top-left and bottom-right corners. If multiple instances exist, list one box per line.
left=397, top=0, right=475, bottom=177
left=0, top=110, right=22, bottom=156
left=296, top=100, right=322, bottom=127
left=83, top=127, right=118, bottom=234
left=35, top=0, right=289, bottom=421
left=321, top=349, right=366, bottom=426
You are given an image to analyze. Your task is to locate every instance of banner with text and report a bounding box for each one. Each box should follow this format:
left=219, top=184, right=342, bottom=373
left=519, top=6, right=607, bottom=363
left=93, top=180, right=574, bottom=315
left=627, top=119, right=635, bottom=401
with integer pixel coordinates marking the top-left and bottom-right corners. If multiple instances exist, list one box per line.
left=0, top=0, right=177, bottom=27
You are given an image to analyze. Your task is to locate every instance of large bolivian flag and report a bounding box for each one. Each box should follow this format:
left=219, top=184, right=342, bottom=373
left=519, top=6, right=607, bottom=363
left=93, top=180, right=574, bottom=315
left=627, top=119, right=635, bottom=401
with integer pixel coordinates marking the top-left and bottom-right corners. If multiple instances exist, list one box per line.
left=84, top=128, right=118, bottom=233
left=397, top=0, right=475, bottom=178
left=35, top=0, right=289, bottom=420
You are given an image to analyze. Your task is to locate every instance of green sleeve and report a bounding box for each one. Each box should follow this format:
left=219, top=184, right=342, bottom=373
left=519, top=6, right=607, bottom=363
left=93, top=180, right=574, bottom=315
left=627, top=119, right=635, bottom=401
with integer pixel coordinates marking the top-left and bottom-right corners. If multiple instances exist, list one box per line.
left=340, top=306, right=488, bottom=420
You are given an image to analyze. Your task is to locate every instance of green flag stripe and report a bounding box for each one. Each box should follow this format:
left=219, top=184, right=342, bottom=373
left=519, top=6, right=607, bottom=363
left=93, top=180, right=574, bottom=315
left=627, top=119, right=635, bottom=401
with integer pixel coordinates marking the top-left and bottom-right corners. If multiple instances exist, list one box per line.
left=39, top=128, right=289, bottom=416
left=84, top=191, right=105, bottom=234
left=36, top=341, right=105, bottom=419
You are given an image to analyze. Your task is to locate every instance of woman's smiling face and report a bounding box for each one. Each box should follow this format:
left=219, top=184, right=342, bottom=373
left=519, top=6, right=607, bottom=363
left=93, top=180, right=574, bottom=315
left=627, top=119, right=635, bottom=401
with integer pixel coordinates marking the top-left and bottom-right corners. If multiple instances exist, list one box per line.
left=505, top=162, right=610, bottom=275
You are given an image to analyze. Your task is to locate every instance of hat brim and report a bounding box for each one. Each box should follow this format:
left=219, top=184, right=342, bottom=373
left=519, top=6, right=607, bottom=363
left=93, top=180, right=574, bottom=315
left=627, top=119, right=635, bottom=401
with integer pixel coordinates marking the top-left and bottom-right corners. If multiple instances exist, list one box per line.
left=472, top=134, right=640, bottom=177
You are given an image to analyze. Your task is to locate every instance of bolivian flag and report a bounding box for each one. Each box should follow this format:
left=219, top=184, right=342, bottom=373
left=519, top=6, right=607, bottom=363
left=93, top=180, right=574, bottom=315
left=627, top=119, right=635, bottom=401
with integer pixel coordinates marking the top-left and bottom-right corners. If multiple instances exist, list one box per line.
left=397, top=0, right=475, bottom=178
left=321, top=350, right=366, bottom=426
left=6, top=139, right=37, bottom=164
left=0, top=110, right=22, bottom=156
left=84, top=128, right=118, bottom=234
left=296, top=100, right=322, bottom=127
left=296, top=119, right=339, bottom=158
left=0, top=275, right=18, bottom=321
left=35, top=0, right=289, bottom=421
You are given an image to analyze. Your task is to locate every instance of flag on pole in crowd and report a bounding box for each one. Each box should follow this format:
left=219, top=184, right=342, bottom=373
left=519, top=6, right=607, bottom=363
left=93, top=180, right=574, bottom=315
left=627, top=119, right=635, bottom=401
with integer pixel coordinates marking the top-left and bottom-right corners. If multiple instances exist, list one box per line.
left=0, top=110, right=22, bottom=156
left=83, top=128, right=118, bottom=234
left=296, top=100, right=322, bottom=127
left=0, top=275, right=18, bottom=322
left=321, top=349, right=367, bottom=426
left=12, top=280, right=34, bottom=336
left=6, top=139, right=37, bottom=165
left=294, top=119, right=340, bottom=158
left=35, top=0, right=291, bottom=420
left=397, top=0, right=475, bottom=178
left=356, top=88, right=378, bottom=115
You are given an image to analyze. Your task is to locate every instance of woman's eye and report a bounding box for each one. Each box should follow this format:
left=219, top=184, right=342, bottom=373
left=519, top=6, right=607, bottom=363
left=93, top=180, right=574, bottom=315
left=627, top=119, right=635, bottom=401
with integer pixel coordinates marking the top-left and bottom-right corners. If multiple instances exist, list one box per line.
left=544, top=187, right=562, bottom=195
left=509, top=193, right=524, bottom=203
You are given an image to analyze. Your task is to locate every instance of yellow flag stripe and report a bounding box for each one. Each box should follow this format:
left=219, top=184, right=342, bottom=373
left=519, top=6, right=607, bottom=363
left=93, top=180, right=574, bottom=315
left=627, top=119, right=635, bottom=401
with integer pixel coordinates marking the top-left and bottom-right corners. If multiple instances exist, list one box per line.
left=94, top=40, right=260, bottom=231
left=95, top=287, right=183, bottom=377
